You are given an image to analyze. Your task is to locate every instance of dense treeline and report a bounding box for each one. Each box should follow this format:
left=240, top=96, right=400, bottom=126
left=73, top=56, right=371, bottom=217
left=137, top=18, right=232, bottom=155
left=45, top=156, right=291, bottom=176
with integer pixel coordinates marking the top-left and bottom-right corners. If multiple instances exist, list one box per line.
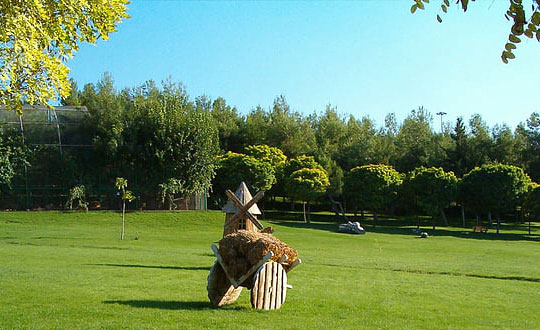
left=1, top=74, right=539, bottom=226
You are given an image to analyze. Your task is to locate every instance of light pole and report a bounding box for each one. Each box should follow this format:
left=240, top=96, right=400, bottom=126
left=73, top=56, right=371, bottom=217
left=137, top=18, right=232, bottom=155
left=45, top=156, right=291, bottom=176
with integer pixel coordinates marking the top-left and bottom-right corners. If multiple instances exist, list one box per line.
left=436, top=112, right=447, bottom=133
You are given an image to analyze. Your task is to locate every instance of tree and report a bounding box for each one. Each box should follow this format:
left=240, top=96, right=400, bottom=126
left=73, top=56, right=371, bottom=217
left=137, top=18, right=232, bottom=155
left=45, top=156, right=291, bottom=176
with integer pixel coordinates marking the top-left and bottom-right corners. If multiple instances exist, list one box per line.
left=124, top=80, right=219, bottom=201
left=343, top=164, right=402, bottom=227
left=0, top=0, right=129, bottom=113
left=411, top=0, right=540, bottom=63
left=519, top=113, right=540, bottom=182
left=448, top=117, right=471, bottom=176
left=461, top=164, right=531, bottom=233
left=468, top=114, right=493, bottom=168
left=205, top=97, right=246, bottom=152
left=286, top=167, right=330, bottom=223
left=523, top=182, right=540, bottom=234
left=402, top=167, right=458, bottom=229
left=211, top=152, right=276, bottom=207
left=394, top=107, right=435, bottom=172
left=0, top=128, right=29, bottom=193
left=244, top=144, right=287, bottom=172
left=115, top=177, right=134, bottom=240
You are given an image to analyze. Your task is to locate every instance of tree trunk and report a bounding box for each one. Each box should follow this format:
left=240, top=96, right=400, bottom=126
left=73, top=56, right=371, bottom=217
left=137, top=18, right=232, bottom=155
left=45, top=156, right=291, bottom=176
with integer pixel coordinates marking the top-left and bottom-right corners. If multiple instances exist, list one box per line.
left=461, top=203, right=466, bottom=227
left=496, top=216, right=500, bottom=234
left=361, top=209, right=365, bottom=219
left=488, top=211, right=492, bottom=227
left=373, top=212, right=378, bottom=228
left=291, top=199, right=295, bottom=211
left=416, top=216, right=420, bottom=229
left=302, top=202, right=307, bottom=223
left=441, top=208, right=448, bottom=227
left=432, top=215, right=436, bottom=231
left=121, top=200, right=125, bottom=240
left=307, top=201, right=311, bottom=224
left=476, top=215, right=479, bottom=226
left=353, top=207, right=357, bottom=220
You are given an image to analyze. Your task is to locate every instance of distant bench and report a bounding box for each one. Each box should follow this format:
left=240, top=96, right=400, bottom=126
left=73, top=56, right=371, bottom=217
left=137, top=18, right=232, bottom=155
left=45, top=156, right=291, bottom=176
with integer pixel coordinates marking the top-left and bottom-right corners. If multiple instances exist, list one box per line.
left=473, top=225, right=488, bottom=233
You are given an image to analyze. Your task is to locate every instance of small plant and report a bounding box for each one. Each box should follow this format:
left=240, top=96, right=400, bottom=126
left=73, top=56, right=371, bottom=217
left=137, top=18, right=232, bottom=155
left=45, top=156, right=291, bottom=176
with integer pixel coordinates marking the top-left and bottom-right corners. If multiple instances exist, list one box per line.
left=65, top=185, right=88, bottom=212
left=158, top=178, right=183, bottom=210
left=115, top=177, right=135, bottom=240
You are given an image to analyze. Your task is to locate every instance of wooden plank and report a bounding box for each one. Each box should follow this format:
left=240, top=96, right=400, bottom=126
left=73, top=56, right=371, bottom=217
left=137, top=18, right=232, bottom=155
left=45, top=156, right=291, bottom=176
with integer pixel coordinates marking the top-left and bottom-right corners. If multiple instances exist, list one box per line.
left=257, top=266, right=266, bottom=309
left=225, top=190, right=264, bottom=229
left=210, top=244, right=238, bottom=288
left=262, top=263, right=272, bottom=310
left=275, top=263, right=282, bottom=309
left=269, top=262, right=276, bottom=310
left=287, top=258, right=302, bottom=273
left=282, top=268, right=287, bottom=304
left=275, top=264, right=282, bottom=309
left=236, top=251, right=273, bottom=287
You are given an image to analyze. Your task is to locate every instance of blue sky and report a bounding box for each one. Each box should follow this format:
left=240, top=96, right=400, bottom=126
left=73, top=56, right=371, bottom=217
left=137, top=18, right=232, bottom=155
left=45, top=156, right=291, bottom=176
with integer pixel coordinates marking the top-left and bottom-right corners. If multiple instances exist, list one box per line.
left=68, top=0, right=540, bottom=130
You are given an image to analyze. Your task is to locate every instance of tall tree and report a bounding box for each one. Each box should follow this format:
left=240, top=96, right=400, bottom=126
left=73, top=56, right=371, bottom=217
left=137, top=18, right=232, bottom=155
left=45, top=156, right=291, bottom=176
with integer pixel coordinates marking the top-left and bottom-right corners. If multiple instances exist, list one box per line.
left=0, top=0, right=129, bottom=113
left=394, top=107, right=435, bottom=172
left=448, top=117, right=471, bottom=177
left=468, top=114, right=493, bottom=168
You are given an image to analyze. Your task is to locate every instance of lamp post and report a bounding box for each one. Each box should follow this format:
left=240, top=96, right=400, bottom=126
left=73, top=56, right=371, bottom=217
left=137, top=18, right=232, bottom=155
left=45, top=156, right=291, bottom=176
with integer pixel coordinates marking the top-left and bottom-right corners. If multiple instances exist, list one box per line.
left=436, top=112, right=447, bottom=133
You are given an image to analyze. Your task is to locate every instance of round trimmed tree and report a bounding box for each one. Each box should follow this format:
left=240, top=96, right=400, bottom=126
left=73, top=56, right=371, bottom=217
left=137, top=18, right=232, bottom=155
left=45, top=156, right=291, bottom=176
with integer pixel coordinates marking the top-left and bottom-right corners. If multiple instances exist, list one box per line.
left=286, top=167, right=329, bottom=223
left=461, top=164, right=531, bottom=233
left=343, top=164, right=402, bottom=227
left=403, top=167, right=458, bottom=229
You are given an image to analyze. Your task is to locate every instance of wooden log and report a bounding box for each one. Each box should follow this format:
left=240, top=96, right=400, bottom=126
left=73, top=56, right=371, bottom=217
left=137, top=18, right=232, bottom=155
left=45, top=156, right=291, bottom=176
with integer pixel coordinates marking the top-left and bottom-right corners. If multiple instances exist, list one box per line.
left=207, top=262, right=243, bottom=307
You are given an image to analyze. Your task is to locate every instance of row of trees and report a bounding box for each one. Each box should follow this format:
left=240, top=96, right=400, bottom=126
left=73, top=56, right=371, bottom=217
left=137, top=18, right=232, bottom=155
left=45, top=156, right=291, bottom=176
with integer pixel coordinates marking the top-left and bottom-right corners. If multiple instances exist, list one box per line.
left=345, top=163, right=539, bottom=231
left=214, top=145, right=540, bottom=228
left=2, top=73, right=540, bottom=218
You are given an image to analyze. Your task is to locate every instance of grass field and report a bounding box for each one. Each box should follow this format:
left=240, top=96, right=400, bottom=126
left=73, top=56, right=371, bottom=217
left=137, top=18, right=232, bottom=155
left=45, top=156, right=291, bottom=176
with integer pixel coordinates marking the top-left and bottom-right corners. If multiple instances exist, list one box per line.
left=1, top=211, right=539, bottom=329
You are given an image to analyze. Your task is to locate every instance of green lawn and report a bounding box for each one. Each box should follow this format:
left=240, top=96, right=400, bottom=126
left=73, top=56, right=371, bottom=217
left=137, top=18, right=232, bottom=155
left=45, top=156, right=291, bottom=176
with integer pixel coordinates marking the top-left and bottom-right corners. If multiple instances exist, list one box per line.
left=0, top=211, right=539, bottom=329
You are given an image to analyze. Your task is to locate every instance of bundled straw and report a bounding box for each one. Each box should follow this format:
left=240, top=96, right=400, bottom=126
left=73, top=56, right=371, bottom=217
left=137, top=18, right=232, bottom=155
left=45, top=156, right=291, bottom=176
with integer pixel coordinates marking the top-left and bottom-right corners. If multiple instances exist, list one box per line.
left=218, top=230, right=298, bottom=284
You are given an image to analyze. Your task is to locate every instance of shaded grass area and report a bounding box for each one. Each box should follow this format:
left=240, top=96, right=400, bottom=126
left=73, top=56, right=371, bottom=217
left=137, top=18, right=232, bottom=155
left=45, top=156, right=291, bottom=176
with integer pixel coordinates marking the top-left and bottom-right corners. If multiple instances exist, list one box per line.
left=0, top=210, right=539, bottom=329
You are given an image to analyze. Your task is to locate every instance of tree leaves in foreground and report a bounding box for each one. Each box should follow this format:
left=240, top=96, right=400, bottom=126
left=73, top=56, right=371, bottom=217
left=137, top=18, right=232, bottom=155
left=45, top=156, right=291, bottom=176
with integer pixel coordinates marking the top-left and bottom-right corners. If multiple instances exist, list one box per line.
left=0, top=0, right=129, bottom=113
left=411, top=0, right=540, bottom=63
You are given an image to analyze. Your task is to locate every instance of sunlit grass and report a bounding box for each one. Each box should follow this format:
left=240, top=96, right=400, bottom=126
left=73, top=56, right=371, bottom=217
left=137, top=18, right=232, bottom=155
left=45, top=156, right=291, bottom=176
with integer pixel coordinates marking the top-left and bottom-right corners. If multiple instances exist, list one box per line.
left=0, top=211, right=539, bottom=329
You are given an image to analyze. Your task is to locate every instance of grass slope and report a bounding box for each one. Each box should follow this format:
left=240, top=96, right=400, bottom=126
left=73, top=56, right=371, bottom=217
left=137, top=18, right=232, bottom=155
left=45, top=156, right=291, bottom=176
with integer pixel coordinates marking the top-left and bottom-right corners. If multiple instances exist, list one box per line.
left=0, top=211, right=539, bottom=329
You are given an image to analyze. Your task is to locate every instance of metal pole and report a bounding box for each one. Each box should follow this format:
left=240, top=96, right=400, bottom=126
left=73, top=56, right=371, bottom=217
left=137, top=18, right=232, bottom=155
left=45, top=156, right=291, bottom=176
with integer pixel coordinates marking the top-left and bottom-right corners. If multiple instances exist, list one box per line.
left=436, top=112, right=447, bottom=133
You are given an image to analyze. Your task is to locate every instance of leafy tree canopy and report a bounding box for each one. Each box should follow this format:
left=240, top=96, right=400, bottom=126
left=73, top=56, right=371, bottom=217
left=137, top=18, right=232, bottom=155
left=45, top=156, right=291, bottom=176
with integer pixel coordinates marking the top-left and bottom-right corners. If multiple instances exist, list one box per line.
left=344, top=164, right=402, bottom=213
left=460, top=163, right=531, bottom=215
left=286, top=168, right=329, bottom=202
left=0, top=0, right=129, bottom=113
left=402, top=166, right=458, bottom=217
left=523, top=182, right=540, bottom=219
left=245, top=144, right=287, bottom=172
left=213, top=151, right=276, bottom=199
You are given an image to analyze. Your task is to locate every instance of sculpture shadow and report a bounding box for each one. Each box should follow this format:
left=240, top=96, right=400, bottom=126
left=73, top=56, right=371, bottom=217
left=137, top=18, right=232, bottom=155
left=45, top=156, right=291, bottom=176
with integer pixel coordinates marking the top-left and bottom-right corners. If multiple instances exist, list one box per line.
left=89, top=263, right=211, bottom=271
left=103, top=300, right=212, bottom=310
left=103, top=300, right=247, bottom=311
